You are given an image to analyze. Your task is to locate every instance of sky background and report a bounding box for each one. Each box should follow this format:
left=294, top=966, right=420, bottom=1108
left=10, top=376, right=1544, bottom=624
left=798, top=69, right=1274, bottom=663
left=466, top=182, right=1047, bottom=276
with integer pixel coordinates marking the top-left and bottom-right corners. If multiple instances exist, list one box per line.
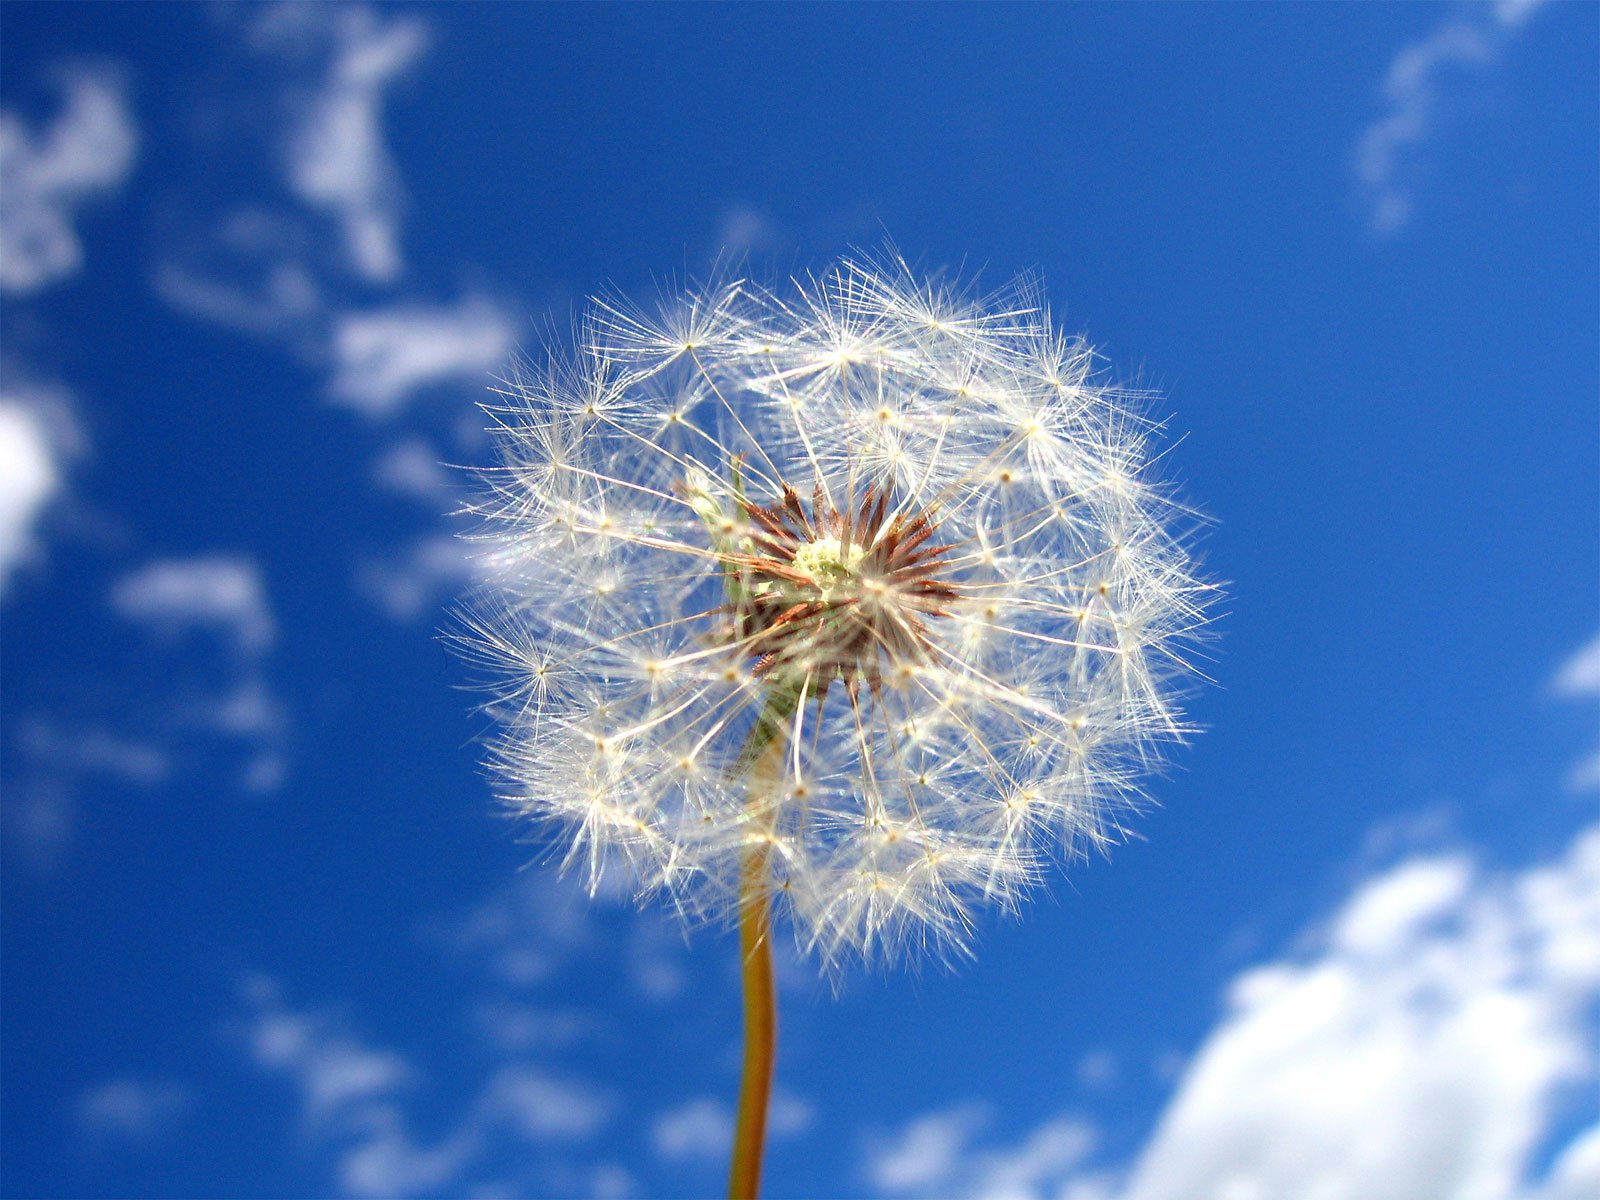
left=2, top=2, right=1597, bottom=1198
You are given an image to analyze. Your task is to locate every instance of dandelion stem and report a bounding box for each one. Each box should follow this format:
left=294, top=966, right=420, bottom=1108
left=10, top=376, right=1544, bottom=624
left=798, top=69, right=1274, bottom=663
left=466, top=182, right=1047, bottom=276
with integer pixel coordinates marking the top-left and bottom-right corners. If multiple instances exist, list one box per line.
left=728, top=837, right=777, bottom=1200
left=728, top=689, right=798, bottom=1200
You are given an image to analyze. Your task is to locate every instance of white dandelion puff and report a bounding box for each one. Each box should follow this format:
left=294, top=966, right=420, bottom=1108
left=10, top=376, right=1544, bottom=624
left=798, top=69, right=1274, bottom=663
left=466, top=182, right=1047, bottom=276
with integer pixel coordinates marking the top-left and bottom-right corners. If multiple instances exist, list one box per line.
left=456, top=254, right=1212, bottom=969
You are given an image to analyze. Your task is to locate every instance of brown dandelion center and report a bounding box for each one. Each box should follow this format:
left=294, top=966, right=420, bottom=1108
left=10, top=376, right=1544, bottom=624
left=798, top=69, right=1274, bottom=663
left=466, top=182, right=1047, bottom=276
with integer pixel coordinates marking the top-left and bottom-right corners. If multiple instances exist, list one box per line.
left=717, top=482, right=961, bottom=691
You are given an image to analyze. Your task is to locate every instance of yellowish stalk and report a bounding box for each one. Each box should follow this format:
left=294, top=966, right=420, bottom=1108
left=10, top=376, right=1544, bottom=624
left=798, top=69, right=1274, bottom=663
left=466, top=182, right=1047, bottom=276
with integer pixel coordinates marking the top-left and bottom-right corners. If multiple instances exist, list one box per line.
left=727, top=841, right=777, bottom=1199
left=727, top=694, right=794, bottom=1200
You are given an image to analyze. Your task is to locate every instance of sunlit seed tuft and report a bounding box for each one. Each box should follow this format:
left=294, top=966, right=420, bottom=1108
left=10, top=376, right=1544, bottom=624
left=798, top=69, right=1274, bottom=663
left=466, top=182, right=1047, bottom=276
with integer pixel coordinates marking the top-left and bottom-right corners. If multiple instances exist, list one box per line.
left=455, top=254, right=1212, bottom=968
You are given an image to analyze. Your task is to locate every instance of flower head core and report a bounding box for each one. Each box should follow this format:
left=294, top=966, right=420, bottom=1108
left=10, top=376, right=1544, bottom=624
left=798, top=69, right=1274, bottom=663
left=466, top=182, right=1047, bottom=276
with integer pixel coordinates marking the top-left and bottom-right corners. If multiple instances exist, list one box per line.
left=458, top=255, right=1211, bottom=967
left=723, top=483, right=959, bottom=693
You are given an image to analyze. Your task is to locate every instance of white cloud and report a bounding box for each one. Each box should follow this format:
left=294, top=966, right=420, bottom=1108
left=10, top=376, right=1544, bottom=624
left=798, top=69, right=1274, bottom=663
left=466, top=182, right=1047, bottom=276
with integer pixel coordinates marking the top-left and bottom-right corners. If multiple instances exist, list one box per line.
left=329, top=297, right=515, bottom=416
left=441, top=868, right=598, bottom=987
left=1553, top=633, right=1600, bottom=790
left=152, top=210, right=323, bottom=339
left=0, top=70, right=137, bottom=293
left=1118, top=823, right=1600, bottom=1200
left=236, top=976, right=476, bottom=1197
left=98, top=555, right=291, bottom=797
left=770, top=1089, right=815, bottom=1139
left=1075, top=1049, right=1118, bottom=1090
left=869, top=1102, right=990, bottom=1193
left=0, top=401, right=63, bottom=595
left=1533, top=1124, right=1600, bottom=1200
left=868, top=1103, right=1095, bottom=1200
left=1552, top=634, right=1600, bottom=699
left=254, top=5, right=429, bottom=284
left=110, top=555, right=276, bottom=655
left=715, top=206, right=782, bottom=255
left=76, top=1078, right=190, bottom=1145
left=358, top=533, right=480, bottom=622
left=483, top=1067, right=611, bottom=1142
left=234, top=974, right=618, bottom=1198
left=1352, top=1, right=1548, bottom=235
left=653, top=1097, right=732, bottom=1161
left=335, top=1121, right=476, bottom=1199
left=650, top=1090, right=811, bottom=1165
left=374, top=437, right=454, bottom=501
left=17, top=720, right=169, bottom=787
left=862, top=819, right=1600, bottom=1200
left=0, top=372, right=83, bottom=597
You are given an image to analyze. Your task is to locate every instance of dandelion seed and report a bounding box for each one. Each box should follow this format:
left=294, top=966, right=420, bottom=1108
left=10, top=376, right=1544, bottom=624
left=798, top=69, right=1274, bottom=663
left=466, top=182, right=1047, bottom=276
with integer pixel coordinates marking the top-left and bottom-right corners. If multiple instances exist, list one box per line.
left=455, top=253, right=1211, bottom=1198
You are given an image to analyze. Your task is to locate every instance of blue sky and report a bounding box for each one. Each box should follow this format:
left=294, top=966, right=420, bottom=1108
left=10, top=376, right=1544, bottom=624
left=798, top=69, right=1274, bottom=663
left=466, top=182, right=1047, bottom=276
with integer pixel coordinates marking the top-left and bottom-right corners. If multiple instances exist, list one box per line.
left=2, top=2, right=1596, bottom=1197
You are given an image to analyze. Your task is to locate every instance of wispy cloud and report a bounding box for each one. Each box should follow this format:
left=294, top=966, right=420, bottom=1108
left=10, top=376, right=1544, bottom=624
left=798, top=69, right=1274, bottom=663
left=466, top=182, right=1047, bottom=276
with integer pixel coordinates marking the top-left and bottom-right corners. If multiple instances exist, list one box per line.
left=1552, top=633, right=1600, bottom=790
left=373, top=437, right=455, bottom=502
left=110, top=555, right=276, bottom=655
left=0, top=69, right=137, bottom=294
left=252, top=4, right=429, bottom=284
left=328, top=297, right=515, bottom=417
left=652, top=1091, right=811, bottom=1164
left=75, top=1078, right=191, bottom=1146
left=357, top=533, right=481, bottom=622
left=233, top=974, right=618, bottom=1198
left=483, top=1066, right=612, bottom=1142
left=108, top=554, right=289, bottom=793
left=652, top=1097, right=733, bottom=1162
left=715, top=206, right=783, bottom=256
left=1552, top=633, right=1600, bottom=699
left=152, top=209, right=323, bottom=340
left=866, top=1102, right=1096, bottom=1200
left=1352, top=1, right=1548, bottom=236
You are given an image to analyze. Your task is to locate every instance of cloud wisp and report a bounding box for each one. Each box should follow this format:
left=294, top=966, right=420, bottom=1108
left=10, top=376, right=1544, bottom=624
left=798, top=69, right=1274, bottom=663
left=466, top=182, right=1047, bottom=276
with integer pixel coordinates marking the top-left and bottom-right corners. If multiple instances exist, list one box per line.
left=1552, top=633, right=1600, bottom=791
left=0, top=69, right=137, bottom=294
left=328, top=297, right=516, bottom=417
left=1352, top=0, right=1548, bottom=236
left=75, top=1078, right=191, bottom=1147
left=233, top=972, right=621, bottom=1198
left=252, top=3, right=428, bottom=285
left=110, top=555, right=277, bottom=656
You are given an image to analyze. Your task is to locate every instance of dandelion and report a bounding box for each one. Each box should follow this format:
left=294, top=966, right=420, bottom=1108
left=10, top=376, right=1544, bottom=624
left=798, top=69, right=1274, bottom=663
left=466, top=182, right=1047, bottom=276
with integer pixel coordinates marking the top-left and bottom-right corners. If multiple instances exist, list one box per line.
left=456, top=254, right=1210, bottom=1197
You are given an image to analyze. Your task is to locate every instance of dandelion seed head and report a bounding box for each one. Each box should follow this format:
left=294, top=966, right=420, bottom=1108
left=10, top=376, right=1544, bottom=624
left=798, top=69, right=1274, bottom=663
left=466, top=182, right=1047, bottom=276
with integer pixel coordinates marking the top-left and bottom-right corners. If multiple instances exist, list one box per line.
left=456, top=254, right=1212, bottom=968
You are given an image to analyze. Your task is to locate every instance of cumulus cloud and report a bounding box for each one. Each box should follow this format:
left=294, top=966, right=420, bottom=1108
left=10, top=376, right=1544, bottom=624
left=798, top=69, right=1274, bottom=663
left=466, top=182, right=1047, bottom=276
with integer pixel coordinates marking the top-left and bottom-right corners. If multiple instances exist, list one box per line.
left=863, top=818, right=1599, bottom=1200
left=328, top=297, right=515, bottom=416
left=75, top=1078, right=191, bottom=1146
left=0, top=70, right=137, bottom=293
left=1352, top=1, right=1548, bottom=235
left=1119, top=823, right=1600, bottom=1200
left=0, top=400, right=64, bottom=595
left=253, top=4, right=429, bottom=284
left=110, top=555, right=276, bottom=655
